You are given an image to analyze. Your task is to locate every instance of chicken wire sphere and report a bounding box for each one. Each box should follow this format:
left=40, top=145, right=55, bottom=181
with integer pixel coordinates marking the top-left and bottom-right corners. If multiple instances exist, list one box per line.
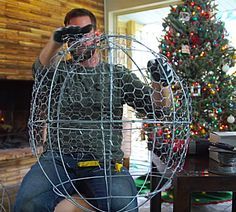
left=29, top=33, right=191, bottom=211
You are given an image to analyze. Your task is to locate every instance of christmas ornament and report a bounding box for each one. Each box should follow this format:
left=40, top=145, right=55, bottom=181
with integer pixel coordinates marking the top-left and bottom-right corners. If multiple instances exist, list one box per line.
left=222, top=64, right=230, bottom=72
left=200, top=51, right=206, bottom=57
left=179, top=12, right=190, bottom=22
left=204, top=12, right=210, bottom=19
left=213, top=40, right=219, bottom=47
left=221, top=44, right=228, bottom=51
left=181, top=44, right=190, bottom=54
left=227, top=115, right=235, bottom=124
left=210, top=89, right=216, bottom=95
left=191, top=82, right=201, bottom=96
left=191, top=34, right=201, bottom=45
left=192, top=16, right=198, bottom=21
left=201, top=128, right=206, bottom=134
left=206, top=42, right=212, bottom=51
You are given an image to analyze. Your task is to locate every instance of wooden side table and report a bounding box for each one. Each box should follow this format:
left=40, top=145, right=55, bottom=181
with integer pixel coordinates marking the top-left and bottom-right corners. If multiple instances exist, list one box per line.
left=150, top=154, right=236, bottom=212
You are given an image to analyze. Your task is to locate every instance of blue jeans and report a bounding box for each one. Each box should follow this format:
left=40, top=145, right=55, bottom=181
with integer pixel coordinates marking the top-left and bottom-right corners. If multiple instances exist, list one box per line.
left=14, top=152, right=138, bottom=212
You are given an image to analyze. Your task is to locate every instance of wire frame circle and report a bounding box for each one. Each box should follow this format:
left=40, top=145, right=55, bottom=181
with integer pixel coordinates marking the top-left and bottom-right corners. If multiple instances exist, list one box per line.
left=29, top=34, right=191, bottom=211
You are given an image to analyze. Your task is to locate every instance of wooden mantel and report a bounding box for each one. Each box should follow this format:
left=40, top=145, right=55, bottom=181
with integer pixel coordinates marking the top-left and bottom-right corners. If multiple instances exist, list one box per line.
left=0, top=147, right=36, bottom=186
left=0, top=147, right=36, bottom=211
left=0, top=147, right=34, bottom=161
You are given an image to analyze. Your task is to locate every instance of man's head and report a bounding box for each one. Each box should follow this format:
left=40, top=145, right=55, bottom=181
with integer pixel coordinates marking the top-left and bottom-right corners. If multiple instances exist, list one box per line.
left=63, top=8, right=99, bottom=65
left=64, top=8, right=97, bottom=30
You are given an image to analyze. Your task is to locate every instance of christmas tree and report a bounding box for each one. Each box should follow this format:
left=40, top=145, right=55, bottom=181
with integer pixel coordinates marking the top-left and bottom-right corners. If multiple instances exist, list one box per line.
left=159, top=0, right=236, bottom=138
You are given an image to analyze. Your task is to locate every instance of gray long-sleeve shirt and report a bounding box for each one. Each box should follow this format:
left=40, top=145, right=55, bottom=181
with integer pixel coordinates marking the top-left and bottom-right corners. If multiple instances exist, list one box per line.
left=31, top=59, right=154, bottom=162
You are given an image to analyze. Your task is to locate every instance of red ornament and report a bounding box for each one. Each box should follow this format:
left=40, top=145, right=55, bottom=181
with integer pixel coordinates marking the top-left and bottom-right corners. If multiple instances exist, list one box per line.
left=191, top=34, right=201, bottom=45
left=164, top=35, right=169, bottom=40
left=95, top=31, right=101, bottom=36
left=173, top=139, right=185, bottom=152
left=204, top=12, right=210, bottom=19
left=167, top=52, right=171, bottom=57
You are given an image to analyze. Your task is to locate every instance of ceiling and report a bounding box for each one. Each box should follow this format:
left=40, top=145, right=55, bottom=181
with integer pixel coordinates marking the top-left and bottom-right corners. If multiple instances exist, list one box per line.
left=118, top=0, right=236, bottom=25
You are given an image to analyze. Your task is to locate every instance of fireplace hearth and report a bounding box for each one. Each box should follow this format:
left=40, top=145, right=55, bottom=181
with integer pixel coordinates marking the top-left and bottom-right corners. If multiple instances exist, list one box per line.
left=0, top=80, right=33, bottom=149
left=0, top=130, right=29, bottom=149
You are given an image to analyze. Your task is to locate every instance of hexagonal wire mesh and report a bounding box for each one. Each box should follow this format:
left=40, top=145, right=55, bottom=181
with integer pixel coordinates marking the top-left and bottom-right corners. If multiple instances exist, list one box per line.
left=28, top=34, right=191, bottom=211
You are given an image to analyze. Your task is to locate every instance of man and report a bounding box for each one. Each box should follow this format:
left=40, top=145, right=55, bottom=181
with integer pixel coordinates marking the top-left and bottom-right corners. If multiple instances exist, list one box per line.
left=14, top=8, right=173, bottom=212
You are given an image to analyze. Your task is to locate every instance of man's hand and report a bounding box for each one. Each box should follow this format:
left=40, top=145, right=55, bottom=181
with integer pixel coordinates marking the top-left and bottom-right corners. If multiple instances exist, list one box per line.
left=53, top=24, right=93, bottom=43
left=147, top=57, right=174, bottom=86
left=39, top=24, right=93, bottom=66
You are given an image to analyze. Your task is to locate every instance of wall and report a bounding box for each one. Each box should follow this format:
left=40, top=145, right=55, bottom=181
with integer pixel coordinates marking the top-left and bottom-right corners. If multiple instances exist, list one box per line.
left=105, top=0, right=177, bottom=12
left=104, top=0, right=181, bottom=33
left=0, top=0, right=104, bottom=80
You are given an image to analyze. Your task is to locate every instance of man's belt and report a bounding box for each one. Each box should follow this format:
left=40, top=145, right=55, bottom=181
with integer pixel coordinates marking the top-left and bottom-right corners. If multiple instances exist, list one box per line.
left=77, top=160, right=123, bottom=172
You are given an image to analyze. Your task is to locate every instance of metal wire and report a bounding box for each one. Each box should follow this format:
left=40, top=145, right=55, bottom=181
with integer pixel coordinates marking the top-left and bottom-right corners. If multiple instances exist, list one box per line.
left=28, top=34, right=191, bottom=211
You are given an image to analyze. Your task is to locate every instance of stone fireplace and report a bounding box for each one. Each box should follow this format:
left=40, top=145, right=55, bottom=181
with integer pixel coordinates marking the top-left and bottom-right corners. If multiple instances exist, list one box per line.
left=0, top=80, right=33, bottom=149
